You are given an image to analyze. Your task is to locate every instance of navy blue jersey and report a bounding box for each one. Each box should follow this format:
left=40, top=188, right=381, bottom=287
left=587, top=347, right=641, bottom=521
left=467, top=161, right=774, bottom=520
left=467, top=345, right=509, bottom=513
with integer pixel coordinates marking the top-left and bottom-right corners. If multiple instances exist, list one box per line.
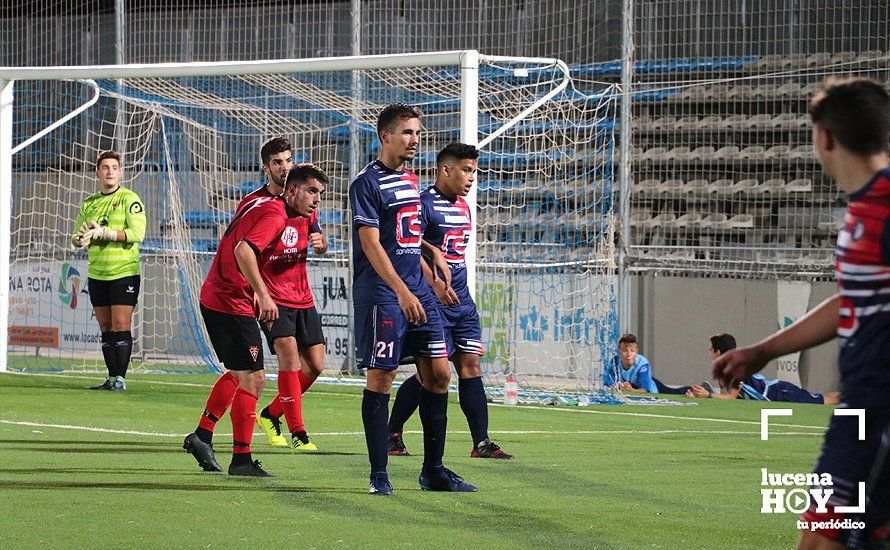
left=835, top=168, right=890, bottom=405
left=420, top=186, right=472, bottom=303
left=349, top=160, right=430, bottom=306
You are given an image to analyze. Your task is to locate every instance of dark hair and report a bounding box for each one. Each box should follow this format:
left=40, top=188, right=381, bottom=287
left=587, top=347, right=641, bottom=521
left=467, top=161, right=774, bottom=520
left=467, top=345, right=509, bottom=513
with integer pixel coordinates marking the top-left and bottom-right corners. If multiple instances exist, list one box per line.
left=285, top=162, right=329, bottom=189
left=95, top=150, right=121, bottom=170
left=260, top=136, right=292, bottom=165
left=808, top=77, right=890, bottom=155
left=436, top=143, right=479, bottom=166
left=618, top=333, right=637, bottom=346
left=376, top=103, right=422, bottom=137
left=709, top=333, right=737, bottom=356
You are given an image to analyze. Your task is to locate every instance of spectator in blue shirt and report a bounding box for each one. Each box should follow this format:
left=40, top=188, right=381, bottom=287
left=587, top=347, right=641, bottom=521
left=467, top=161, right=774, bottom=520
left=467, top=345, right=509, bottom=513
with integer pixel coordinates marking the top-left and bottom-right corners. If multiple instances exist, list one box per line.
left=605, top=333, right=659, bottom=394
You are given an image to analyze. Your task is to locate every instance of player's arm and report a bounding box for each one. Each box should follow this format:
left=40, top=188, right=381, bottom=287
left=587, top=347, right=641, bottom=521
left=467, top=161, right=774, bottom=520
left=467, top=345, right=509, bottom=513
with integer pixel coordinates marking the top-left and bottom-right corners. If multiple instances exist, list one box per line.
left=357, top=226, right=426, bottom=325
left=233, top=240, right=277, bottom=325
left=637, top=363, right=659, bottom=394
left=308, top=216, right=327, bottom=254
left=421, top=239, right=451, bottom=288
left=421, top=257, right=459, bottom=306
left=620, top=382, right=649, bottom=394
left=713, top=294, right=839, bottom=386
left=71, top=204, right=90, bottom=247
left=121, top=193, right=147, bottom=243
left=83, top=193, right=147, bottom=244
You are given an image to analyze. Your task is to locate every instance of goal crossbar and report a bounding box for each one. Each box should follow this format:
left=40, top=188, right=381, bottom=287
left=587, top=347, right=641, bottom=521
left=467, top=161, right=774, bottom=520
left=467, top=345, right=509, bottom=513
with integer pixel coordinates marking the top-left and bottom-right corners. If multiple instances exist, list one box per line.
left=0, top=49, right=573, bottom=373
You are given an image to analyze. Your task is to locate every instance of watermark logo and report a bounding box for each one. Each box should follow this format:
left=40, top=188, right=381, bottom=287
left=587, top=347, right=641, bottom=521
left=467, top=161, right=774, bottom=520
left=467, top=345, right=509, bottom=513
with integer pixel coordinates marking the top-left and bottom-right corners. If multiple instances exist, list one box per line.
left=759, top=407, right=867, bottom=532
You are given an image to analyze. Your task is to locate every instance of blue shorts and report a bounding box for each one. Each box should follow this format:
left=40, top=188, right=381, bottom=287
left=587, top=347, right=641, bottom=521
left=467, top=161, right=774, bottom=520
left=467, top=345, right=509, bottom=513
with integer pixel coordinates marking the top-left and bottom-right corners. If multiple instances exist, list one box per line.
left=439, top=300, right=484, bottom=358
left=805, top=404, right=890, bottom=545
left=766, top=381, right=824, bottom=404
left=354, top=295, right=448, bottom=371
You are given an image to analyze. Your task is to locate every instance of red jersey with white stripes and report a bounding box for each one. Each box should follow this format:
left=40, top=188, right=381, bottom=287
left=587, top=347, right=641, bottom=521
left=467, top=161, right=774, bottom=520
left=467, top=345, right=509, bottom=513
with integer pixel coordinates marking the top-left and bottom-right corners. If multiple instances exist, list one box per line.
left=200, top=197, right=289, bottom=316
left=835, top=167, right=890, bottom=400
left=259, top=210, right=322, bottom=309
left=236, top=184, right=275, bottom=214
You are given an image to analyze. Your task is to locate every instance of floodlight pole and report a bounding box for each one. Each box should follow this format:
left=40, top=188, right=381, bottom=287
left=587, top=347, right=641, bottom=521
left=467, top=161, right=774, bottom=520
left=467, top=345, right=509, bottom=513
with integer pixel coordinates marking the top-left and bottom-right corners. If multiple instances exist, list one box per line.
left=0, top=79, right=13, bottom=372
left=460, top=49, right=479, bottom=299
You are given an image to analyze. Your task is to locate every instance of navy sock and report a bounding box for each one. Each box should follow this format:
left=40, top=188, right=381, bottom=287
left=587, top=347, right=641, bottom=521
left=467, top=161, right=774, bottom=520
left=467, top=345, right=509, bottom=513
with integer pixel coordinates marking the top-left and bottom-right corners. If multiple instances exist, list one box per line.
left=113, top=331, right=133, bottom=378
left=387, top=374, right=421, bottom=434
left=458, top=376, right=489, bottom=446
left=362, top=388, right=390, bottom=475
left=419, top=386, right=448, bottom=472
left=100, top=331, right=117, bottom=377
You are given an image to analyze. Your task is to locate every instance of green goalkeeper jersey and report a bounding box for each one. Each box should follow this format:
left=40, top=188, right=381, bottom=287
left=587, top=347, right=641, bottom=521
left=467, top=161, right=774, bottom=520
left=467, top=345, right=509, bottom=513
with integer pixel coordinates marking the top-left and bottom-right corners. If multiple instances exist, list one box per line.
left=72, top=186, right=147, bottom=281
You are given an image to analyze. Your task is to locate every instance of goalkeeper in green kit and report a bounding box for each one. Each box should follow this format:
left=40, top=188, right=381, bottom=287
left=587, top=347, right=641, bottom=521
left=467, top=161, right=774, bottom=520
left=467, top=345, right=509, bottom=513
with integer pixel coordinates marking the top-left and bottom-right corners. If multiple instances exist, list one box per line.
left=71, top=150, right=147, bottom=391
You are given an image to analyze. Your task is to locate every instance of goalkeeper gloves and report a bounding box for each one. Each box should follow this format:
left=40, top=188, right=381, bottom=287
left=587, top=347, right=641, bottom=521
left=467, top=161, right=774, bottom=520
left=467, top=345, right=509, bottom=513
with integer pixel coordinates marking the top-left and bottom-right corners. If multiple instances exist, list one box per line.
left=72, top=222, right=92, bottom=248
left=87, top=221, right=118, bottom=242
left=73, top=222, right=118, bottom=247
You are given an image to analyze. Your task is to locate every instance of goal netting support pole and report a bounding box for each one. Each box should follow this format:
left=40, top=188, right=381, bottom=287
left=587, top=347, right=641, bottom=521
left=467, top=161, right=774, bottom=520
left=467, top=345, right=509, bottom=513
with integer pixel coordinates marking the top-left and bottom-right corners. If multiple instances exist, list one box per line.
left=0, top=50, right=620, bottom=403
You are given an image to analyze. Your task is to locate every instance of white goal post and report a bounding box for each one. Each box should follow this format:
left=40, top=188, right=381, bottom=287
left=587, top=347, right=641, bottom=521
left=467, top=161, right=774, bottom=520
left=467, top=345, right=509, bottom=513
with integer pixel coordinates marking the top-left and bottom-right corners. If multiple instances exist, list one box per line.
left=0, top=49, right=617, bottom=401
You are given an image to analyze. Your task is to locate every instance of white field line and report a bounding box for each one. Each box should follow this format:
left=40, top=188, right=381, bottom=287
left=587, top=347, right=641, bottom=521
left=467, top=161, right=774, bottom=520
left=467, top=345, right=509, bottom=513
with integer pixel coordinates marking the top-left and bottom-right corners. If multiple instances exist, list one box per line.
left=2, top=372, right=828, bottom=431
left=0, top=419, right=822, bottom=439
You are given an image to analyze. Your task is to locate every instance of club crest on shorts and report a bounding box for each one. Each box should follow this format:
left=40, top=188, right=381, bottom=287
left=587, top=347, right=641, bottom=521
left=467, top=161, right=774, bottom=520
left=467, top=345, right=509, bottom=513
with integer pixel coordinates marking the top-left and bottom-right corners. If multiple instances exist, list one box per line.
left=248, top=346, right=259, bottom=361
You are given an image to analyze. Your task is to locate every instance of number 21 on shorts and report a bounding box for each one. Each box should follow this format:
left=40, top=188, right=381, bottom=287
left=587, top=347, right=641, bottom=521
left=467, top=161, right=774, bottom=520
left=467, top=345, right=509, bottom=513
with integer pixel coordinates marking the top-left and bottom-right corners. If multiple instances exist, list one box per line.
left=375, top=340, right=395, bottom=358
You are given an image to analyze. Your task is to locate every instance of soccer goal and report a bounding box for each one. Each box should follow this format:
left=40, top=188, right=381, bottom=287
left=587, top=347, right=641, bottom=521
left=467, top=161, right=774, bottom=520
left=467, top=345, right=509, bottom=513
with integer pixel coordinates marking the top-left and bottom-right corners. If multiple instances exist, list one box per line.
left=0, top=50, right=619, bottom=399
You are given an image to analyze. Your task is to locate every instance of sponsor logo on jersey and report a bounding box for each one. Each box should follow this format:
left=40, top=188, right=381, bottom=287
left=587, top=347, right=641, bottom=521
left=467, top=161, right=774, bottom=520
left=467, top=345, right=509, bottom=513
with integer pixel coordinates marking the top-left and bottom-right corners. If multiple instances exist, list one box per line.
left=395, top=205, right=422, bottom=247
left=129, top=201, right=144, bottom=215
left=280, top=225, right=299, bottom=247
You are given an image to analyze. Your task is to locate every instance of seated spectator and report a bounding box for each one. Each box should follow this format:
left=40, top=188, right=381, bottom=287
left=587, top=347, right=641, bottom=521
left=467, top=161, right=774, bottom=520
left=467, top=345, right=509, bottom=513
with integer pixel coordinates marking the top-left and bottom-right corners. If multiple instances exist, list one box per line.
left=687, top=333, right=839, bottom=405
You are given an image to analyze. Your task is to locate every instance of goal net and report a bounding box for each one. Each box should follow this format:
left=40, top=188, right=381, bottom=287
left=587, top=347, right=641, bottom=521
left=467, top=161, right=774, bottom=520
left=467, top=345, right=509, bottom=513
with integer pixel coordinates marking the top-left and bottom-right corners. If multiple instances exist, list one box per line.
left=3, top=52, right=619, bottom=400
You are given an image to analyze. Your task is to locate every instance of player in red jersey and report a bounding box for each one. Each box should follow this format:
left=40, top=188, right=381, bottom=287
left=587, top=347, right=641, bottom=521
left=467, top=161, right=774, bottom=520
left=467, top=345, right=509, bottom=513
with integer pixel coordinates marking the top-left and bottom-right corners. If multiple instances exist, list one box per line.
left=714, top=78, right=890, bottom=549
left=236, top=136, right=292, bottom=212
left=182, top=164, right=328, bottom=477
left=255, top=164, right=329, bottom=451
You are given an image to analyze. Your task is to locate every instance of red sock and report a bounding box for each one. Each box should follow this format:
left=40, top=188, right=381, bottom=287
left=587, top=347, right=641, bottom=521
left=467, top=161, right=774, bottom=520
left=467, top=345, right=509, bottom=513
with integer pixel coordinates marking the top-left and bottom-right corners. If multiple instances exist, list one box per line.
left=231, top=387, right=259, bottom=454
left=266, top=371, right=316, bottom=419
left=267, top=395, right=283, bottom=418
left=197, top=371, right=239, bottom=433
left=298, top=370, right=316, bottom=394
left=277, top=370, right=304, bottom=434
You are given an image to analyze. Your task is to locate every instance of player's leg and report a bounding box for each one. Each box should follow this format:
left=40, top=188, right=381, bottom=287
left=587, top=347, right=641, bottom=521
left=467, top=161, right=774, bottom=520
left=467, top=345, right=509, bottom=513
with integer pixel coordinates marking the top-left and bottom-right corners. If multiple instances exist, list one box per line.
left=355, top=304, right=403, bottom=495
left=184, top=307, right=270, bottom=476
left=451, top=303, right=513, bottom=459
left=454, top=353, right=513, bottom=459
left=768, top=381, right=826, bottom=404
left=652, top=377, right=692, bottom=395
left=194, top=370, right=239, bottom=447
left=270, top=337, right=316, bottom=450
left=295, top=306, right=326, bottom=394
left=364, top=367, right=398, bottom=495
left=228, top=367, right=272, bottom=476
left=108, top=305, right=134, bottom=391
left=88, top=277, right=115, bottom=390
left=387, top=373, right=421, bottom=456
left=798, top=407, right=890, bottom=548
left=257, top=309, right=298, bottom=448
left=411, top=300, right=476, bottom=492
left=106, top=275, right=140, bottom=391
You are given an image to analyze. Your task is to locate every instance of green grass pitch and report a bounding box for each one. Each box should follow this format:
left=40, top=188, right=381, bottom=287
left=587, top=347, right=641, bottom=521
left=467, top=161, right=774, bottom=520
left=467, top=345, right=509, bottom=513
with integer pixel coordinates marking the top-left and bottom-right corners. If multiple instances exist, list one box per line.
left=0, top=372, right=834, bottom=549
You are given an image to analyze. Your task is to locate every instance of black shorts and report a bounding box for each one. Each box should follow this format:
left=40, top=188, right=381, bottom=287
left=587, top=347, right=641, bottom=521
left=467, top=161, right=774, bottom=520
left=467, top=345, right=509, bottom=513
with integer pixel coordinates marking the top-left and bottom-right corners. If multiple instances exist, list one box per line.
left=88, top=275, right=140, bottom=307
left=200, top=305, right=264, bottom=371
left=261, top=305, right=325, bottom=354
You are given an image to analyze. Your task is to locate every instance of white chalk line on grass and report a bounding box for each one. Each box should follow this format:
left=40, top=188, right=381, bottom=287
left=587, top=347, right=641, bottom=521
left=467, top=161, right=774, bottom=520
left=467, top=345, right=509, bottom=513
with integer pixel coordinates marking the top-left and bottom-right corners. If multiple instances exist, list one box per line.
left=3, top=372, right=828, bottom=431
left=0, top=419, right=823, bottom=439
left=1, top=371, right=361, bottom=398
